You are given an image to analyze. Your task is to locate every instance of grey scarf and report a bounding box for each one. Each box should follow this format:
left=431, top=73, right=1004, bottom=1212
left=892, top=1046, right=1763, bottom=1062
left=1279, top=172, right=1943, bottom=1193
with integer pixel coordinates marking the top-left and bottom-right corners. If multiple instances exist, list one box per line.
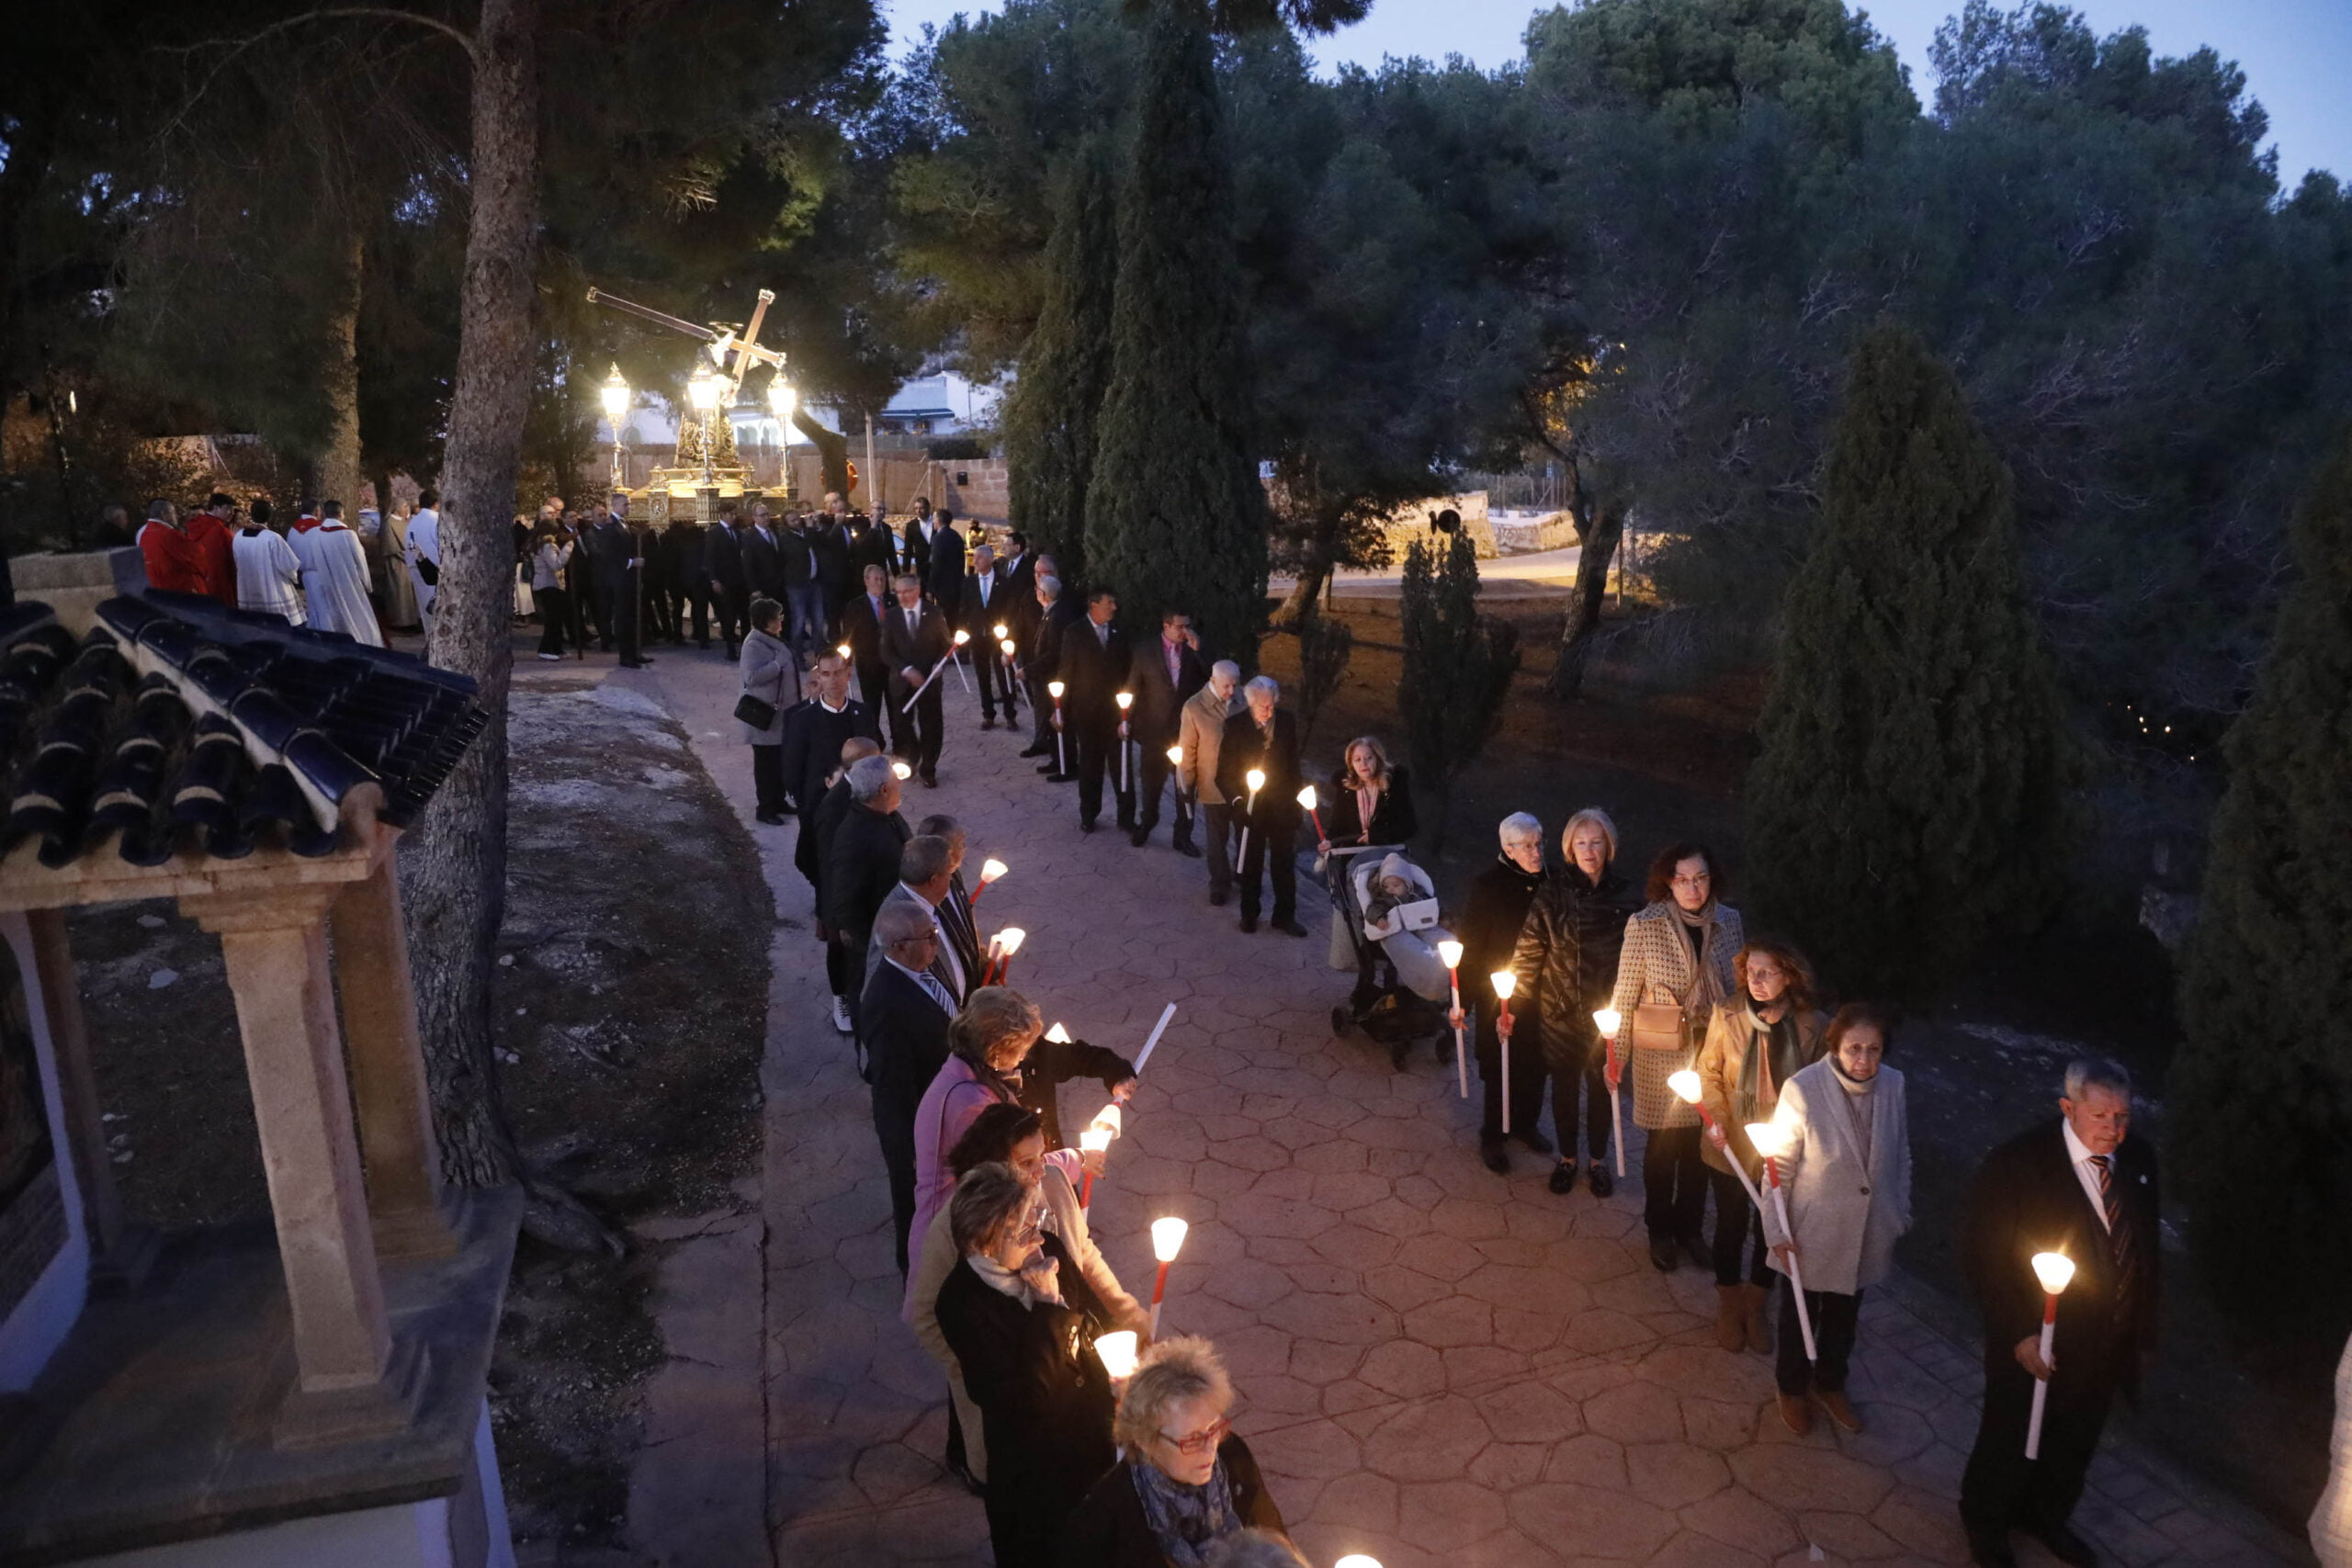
left=1131, top=1455, right=1242, bottom=1568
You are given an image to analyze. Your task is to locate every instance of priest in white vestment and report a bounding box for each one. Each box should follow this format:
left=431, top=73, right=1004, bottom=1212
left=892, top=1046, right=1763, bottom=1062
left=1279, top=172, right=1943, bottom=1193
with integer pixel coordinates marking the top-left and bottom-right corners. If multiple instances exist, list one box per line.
left=232, top=502, right=306, bottom=625
left=290, top=502, right=383, bottom=646
left=408, top=491, right=444, bottom=632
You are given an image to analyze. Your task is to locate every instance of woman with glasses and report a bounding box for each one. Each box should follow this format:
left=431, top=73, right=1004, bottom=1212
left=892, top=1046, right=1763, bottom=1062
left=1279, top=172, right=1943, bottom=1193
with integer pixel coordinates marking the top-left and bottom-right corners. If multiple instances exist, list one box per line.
left=906, top=987, right=1046, bottom=1283
left=1608, top=840, right=1745, bottom=1272
left=1759, top=1004, right=1911, bottom=1437
left=936, top=1161, right=1119, bottom=1567
left=1060, top=1337, right=1288, bottom=1567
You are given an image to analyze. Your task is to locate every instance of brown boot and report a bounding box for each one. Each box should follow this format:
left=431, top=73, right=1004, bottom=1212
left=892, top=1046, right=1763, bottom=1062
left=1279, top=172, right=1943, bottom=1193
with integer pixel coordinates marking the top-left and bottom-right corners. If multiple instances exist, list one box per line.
left=1817, top=1391, right=1864, bottom=1433
left=1776, top=1392, right=1813, bottom=1436
left=1715, top=1285, right=1744, bottom=1351
left=1741, top=1282, right=1770, bottom=1354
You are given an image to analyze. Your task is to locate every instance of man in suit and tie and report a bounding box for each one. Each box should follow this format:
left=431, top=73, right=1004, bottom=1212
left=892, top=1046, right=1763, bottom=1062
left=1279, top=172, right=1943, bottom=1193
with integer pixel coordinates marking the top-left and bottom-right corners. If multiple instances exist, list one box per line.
left=865, top=834, right=974, bottom=998
left=961, top=543, right=1021, bottom=731
left=1060, top=588, right=1134, bottom=833
left=1125, top=607, right=1207, bottom=850
left=859, top=900, right=958, bottom=1273
left=706, top=504, right=752, bottom=658
left=1959, top=1057, right=2160, bottom=1568
left=1018, top=571, right=1068, bottom=767
left=916, top=812, right=986, bottom=987
left=778, top=650, right=884, bottom=820
left=902, top=496, right=934, bottom=581
left=879, top=572, right=954, bottom=787
left=841, top=563, right=905, bottom=755
left=925, top=505, right=968, bottom=622
left=798, top=735, right=885, bottom=1034
left=825, top=754, right=912, bottom=1037
left=742, top=502, right=787, bottom=612
left=1217, top=675, right=1306, bottom=936
left=582, top=492, right=651, bottom=668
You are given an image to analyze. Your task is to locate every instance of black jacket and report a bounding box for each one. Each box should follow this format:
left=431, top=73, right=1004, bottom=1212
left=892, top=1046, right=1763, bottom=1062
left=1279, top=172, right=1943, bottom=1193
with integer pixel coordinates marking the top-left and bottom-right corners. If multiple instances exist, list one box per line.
left=879, top=601, right=955, bottom=698
left=936, top=1234, right=1118, bottom=1568
left=824, top=801, right=911, bottom=952
left=1019, top=1035, right=1136, bottom=1151
left=811, top=516, right=854, bottom=604
left=662, top=522, right=707, bottom=595
left=925, top=523, right=968, bottom=615
left=581, top=515, right=635, bottom=579
left=1963, top=1119, right=2160, bottom=1389
left=778, top=524, right=820, bottom=589
left=1126, top=637, right=1207, bottom=747
left=1216, top=709, right=1302, bottom=832
left=777, top=697, right=883, bottom=817
left=1057, top=1436, right=1286, bottom=1568
left=1059, top=615, right=1132, bottom=728
left=1457, top=856, right=1546, bottom=1015
left=963, top=563, right=1018, bottom=637
left=797, top=776, right=853, bottom=895
left=1324, top=766, right=1418, bottom=848
left=1510, top=863, right=1642, bottom=1050
left=741, top=525, right=786, bottom=600
left=859, top=959, right=954, bottom=1145
left=706, top=521, right=748, bottom=594
left=840, top=589, right=894, bottom=672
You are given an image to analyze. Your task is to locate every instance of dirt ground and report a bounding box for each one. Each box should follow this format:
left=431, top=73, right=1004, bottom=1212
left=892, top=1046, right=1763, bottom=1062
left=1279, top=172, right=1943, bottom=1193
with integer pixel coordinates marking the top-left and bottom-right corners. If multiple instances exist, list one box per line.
left=75, top=668, right=771, bottom=1555
left=1261, top=589, right=2334, bottom=1539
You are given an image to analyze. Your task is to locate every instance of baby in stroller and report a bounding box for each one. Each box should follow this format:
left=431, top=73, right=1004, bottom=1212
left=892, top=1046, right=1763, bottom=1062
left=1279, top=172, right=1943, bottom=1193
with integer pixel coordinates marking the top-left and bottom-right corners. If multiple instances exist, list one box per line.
left=1330, top=850, right=1455, bottom=1066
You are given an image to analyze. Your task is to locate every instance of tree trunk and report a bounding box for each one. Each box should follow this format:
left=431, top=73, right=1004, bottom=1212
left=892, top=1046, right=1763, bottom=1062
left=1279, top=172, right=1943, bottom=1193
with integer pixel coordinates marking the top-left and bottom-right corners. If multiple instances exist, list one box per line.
left=1272, top=554, right=1329, bottom=629
left=1546, top=498, right=1624, bottom=701
left=316, top=234, right=366, bottom=513
left=405, top=0, right=540, bottom=1189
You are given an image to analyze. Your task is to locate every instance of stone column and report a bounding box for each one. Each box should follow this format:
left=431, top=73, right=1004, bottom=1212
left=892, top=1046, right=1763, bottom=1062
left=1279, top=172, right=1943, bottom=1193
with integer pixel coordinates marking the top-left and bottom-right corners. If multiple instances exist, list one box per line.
left=23, top=908, right=125, bottom=1265
left=330, top=851, right=457, bottom=1258
left=186, top=888, right=390, bottom=1394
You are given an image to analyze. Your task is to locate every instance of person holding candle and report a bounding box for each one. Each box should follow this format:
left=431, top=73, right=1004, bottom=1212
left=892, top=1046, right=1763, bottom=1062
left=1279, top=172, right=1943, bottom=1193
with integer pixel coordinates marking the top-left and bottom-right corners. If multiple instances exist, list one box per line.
left=880, top=572, right=955, bottom=788
left=908, top=988, right=1047, bottom=1268
left=825, top=753, right=913, bottom=1038
left=864, top=901, right=961, bottom=1274
left=1126, top=609, right=1208, bottom=850
left=919, top=812, right=986, bottom=986
left=962, top=542, right=1020, bottom=729
left=1608, top=840, right=1744, bottom=1271
left=1509, top=807, right=1643, bottom=1196
left=1753, top=1002, right=1910, bottom=1435
left=910, top=1104, right=1142, bottom=1493
left=1957, top=1057, right=2159, bottom=1568
left=1458, top=813, right=1552, bottom=1172
left=1216, top=677, right=1306, bottom=936
left=1319, top=736, right=1417, bottom=856
left=1064, top=588, right=1136, bottom=831
left=1179, top=661, right=1244, bottom=894
left=1060, top=1337, right=1290, bottom=1568
left=935, top=1161, right=1119, bottom=1567
left=1694, top=940, right=1828, bottom=1352
left=1023, top=574, right=1079, bottom=775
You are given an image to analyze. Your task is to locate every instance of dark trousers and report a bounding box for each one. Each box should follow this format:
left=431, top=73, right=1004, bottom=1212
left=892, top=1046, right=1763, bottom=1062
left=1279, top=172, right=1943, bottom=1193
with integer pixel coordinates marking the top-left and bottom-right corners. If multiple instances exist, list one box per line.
left=674, top=586, right=710, bottom=646
left=1543, top=1021, right=1613, bottom=1165
left=646, top=583, right=676, bottom=644
left=1643, top=1123, right=1709, bottom=1242
left=1077, top=724, right=1130, bottom=828
left=1960, top=1342, right=2118, bottom=1546
left=1778, top=1280, right=1862, bottom=1395
left=1478, top=1017, right=1546, bottom=1138
left=715, top=586, right=750, bottom=652
left=1201, top=801, right=1233, bottom=893
left=537, top=585, right=571, bottom=657
left=825, top=931, right=853, bottom=1001
left=752, top=744, right=786, bottom=816
left=858, top=658, right=907, bottom=755
left=1134, top=739, right=1175, bottom=835
left=1027, top=674, right=1059, bottom=756
left=975, top=646, right=1018, bottom=722
left=594, top=573, right=640, bottom=661
left=898, top=682, right=943, bottom=777
left=1712, top=1166, right=1773, bottom=1286
left=1235, top=820, right=1295, bottom=921
left=874, top=1112, right=918, bottom=1276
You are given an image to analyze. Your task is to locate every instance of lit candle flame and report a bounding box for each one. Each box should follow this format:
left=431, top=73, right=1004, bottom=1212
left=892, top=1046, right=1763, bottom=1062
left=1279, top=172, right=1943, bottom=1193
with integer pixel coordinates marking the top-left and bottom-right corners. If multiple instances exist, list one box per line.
left=891, top=761, right=912, bottom=781
left=1001, top=638, right=1016, bottom=658
left=1668, top=1069, right=1703, bottom=1104
left=836, top=642, right=852, bottom=660
left=979, top=858, right=1008, bottom=885
left=996, top=927, right=1025, bottom=955
left=1093, top=1330, right=1138, bottom=1380
left=1245, top=768, right=1265, bottom=793
left=2031, top=1252, right=2076, bottom=1295
left=1080, top=1128, right=1113, bottom=1155
left=1593, top=1007, right=1622, bottom=1037
left=953, top=629, right=970, bottom=645
left=1115, top=691, right=1133, bottom=710
left=1296, top=784, right=1317, bottom=811
left=1437, top=939, right=1464, bottom=970
left=1045, top=1022, right=1072, bottom=1043
left=1745, top=1121, right=1789, bottom=1159
left=1047, top=681, right=1065, bottom=699
left=1334, top=1558, right=1387, bottom=1568
left=1489, top=971, right=1517, bottom=1001
left=993, top=622, right=1009, bottom=640
left=1150, top=1216, right=1190, bottom=1262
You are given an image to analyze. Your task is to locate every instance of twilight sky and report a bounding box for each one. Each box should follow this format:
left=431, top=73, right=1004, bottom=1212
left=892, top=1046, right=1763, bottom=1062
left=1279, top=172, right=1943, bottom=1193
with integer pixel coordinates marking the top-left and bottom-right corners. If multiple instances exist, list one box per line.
left=881, top=0, right=2350, bottom=186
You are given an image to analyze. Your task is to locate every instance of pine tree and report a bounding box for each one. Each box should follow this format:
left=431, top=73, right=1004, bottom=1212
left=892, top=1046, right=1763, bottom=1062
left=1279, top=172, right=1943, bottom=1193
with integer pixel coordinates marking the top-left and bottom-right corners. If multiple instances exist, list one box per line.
left=1397, top=531, right=1520, bottom=854
left=1085, top=5, right=1268, bottom=660
left=1003, top=137, right=1118, bottom=577
left=2172, top=428, right=2352, bottom=1326
left=1745, top=321, right=2074, bottom=997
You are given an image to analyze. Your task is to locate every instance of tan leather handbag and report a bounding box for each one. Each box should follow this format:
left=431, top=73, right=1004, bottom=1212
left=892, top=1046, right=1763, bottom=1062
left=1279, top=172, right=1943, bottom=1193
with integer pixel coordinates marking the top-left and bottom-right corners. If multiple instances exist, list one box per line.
left=1631, top=999, right=1687, bottom=1053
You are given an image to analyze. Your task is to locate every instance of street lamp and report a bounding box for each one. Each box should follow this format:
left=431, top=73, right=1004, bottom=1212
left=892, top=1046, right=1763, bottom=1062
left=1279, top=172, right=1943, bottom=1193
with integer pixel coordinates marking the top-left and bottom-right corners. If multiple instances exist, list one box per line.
left=767, top=371, right=797, bottom=433
left=600, top=364, right=631, bottom=490
left=688, top=363, right=724, bottom=488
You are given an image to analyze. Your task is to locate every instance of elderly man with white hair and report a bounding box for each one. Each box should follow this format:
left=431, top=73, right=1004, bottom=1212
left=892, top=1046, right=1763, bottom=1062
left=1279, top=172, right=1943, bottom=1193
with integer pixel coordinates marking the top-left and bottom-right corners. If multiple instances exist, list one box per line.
left=1214, top=674, right=1306, bottom=936
left=1451, top=812, right=1555, bottom=1173
left=1179, top=660, right=1243, bottom=899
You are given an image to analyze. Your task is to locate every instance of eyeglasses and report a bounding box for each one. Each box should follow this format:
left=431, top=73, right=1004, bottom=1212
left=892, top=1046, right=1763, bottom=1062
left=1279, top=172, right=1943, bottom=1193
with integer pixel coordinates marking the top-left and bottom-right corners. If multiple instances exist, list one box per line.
left=1008, top=1202, right=1046, bottom=1246
left=1670, top=873, right=1713, bottom=888
left=1157, top=1414, right=1235, bottom=1456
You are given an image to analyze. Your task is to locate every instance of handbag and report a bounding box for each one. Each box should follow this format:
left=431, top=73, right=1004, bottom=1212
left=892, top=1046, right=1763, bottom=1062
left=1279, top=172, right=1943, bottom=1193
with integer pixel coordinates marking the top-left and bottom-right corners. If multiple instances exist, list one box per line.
left=734, top=692, right=777, bottom=730
left=1630, top=1000, right=1688, bottom=1053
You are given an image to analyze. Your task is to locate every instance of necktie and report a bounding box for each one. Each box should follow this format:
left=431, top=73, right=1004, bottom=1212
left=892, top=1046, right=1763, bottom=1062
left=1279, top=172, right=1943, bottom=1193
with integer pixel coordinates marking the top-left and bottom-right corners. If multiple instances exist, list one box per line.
left=2089, top=1154, right=2137, bottom=1320
left=1097, top=623, right=1109, bottom=648
left=918, top=970, right=955, bottom=1013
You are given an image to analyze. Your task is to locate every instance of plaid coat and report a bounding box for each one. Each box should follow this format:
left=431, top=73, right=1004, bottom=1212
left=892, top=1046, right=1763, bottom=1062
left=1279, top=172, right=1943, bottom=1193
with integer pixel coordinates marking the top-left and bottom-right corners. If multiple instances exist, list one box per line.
left=1608, top=900, right=1744, bottom=1130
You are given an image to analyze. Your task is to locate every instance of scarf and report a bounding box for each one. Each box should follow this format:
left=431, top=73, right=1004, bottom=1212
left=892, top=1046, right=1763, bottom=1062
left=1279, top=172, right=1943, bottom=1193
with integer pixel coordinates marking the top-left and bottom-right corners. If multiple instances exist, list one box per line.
left=1828, top=1058, right=1877, bottom=1167
left=293, top=513, right=323, bottom=533
left=1732, top=1005, right=1807, bottom=1125
left=1672, top=902, right=1727, bottom=1017
left=1131, top=1455, right=1242, bottom=1567
left=1354, top=783, right=1379, bottom=843
left=967, top=1253, right=1037, bottom=1306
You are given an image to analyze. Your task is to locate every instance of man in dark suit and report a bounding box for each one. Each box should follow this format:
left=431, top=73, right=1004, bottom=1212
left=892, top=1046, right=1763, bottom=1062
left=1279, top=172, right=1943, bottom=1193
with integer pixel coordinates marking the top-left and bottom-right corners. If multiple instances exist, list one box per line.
left=706, top=505, right=751, bottom=658
left=859, top=900, right=957, bottom=1273
left=810, top=501, right=855, bottom=633
left=797, top=734, right=886, bottom=1034
left=1060, top=587, right=1133, bottom=832
left=878, top=572, right=954, bottom=787
left=777, top=509, right=825, bottom=659
left=1022, top=570, right=1083, bottom=773
left=742, top=502, right=786, bottom=608
left=864, top=836, right=972, bottom=1002
left=925, top=505, right=967, bottom=622
left=1125, top=607, right=1207, bottom=850
left=664, top=515, right=710, bottom=648
left=1216, top=675, right=1306, bottom=936
left=778, top=651, right=884, bottom=818
left=999, top=529, right=1036, bottom=611
left=840, top=563, right=905, bottom=755
left=961, top=543, right=1021, bottom=731
left=901, top=497, right=935, bottom=581
left=824, top=754, right=912, bottom=1034
left=582, top=492, right=650, bottom=668
left=915, top=811, right=985, bottom=989
left=1959, top=1057, right=2160, bottom=1568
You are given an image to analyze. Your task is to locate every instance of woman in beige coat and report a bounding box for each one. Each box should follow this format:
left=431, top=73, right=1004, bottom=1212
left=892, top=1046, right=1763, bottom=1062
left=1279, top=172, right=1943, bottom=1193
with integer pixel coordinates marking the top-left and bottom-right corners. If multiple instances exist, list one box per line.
left=1608, top=841, right=1744, bottom=1273
left=909, top=1101, right=1142, bottom=1491
left=1694, top=940, right=1826, bottom=1352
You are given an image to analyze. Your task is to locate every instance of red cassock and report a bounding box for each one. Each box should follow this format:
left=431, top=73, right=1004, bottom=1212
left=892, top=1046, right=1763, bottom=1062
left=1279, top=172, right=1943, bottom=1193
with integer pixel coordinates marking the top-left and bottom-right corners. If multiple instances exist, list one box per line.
left=183, top=512, right=240, bottom=604
left=138, top=521, right=210, bottom=596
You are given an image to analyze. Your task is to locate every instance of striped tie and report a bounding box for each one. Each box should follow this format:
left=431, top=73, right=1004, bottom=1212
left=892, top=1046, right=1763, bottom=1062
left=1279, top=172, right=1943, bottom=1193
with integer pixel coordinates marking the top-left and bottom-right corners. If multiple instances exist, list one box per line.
left=2090, top=1154, right=2136, bottom=1321
left=919, top=971, right=956, bottom=1014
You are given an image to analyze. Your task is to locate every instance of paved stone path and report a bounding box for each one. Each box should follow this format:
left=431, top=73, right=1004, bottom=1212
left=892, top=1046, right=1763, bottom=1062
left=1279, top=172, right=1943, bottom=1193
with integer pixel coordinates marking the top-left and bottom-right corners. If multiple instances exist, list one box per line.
left=627, top=645, right=2301, bottom=1568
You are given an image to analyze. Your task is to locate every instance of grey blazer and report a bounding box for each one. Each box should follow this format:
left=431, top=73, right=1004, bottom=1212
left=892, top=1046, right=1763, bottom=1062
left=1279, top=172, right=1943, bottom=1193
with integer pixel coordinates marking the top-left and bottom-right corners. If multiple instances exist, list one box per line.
left=739, top=630, right=800, bottom=743
left=1760, top=1058, right=1912, bottom=1297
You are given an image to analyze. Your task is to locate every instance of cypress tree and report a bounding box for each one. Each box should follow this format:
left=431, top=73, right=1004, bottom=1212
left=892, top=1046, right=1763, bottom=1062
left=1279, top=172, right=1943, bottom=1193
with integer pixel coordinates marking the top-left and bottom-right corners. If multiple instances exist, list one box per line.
left=1003, top=137, right=1118, bottom=577
left=1745, top=321, right=2073, bottom=997
left=1397, top=531, right=1520, bottom=854
left=1085, top=5, right=1268, bottom=660
left=2172, top=428, right=2352, bottom=1326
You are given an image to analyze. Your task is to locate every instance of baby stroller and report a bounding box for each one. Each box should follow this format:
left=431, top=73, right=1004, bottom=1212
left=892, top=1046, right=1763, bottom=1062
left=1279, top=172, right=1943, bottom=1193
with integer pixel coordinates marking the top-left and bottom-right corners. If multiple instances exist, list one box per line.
left=1328, top=848, right=1454, bottom=1068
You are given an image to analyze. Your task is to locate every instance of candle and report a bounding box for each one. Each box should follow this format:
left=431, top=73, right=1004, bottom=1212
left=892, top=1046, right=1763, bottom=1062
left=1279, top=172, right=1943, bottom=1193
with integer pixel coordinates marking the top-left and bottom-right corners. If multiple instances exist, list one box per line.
left=1079, top=1127, right=1113, bottom=1207
left=1047, top=680, right=1068, bottom=773
left=1238, top=767, right=1265, bottom=867
left=1490, top=972, right=1517, bottom=1134
left=992, top=622, right=1009, bottom=642
left=1046, top=1022, right=1072, bottom=1044
left=1130, top=1002, right=1179, bottom=1075
left=1668, top=1071, right=1769, bottom=1213
left=948, top=628, right=972, bottom=692
left=1296, top=784, right=1323, bottom=844
left=1746, top=1119, right=1815, bottom=1361
left=1437, top=938, right=1467, bottom=1098
left=974, top=858, right=1009, bottom=902
left=986, top=926, right=1025, bottom=986
left=892, top=760, right=912, bottom=781
left=1148, top=1216, right=1189, bottom=1338
left=2026, top=1252, right=2075, bottom=1460
left=1093, top=1329, right=1138, bottom=1381
left=1091, top=1103, right=1122, bottom=1137
left=1594, top=1008, right=1625, bottom=1177
left=1114, top=692, right=1134, bottom=792
left=836, top=642, right=852, bottom=661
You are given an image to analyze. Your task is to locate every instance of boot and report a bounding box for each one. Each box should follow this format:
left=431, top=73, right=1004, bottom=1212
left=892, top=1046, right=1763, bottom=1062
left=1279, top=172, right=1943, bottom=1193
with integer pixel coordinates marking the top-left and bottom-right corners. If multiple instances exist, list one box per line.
left=1714, top=1285, right=1744, bottom=1351
left=1776, top=1392, right=1813, bottom=1436
left=1741, top=1282, right=1770, bottom=1353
